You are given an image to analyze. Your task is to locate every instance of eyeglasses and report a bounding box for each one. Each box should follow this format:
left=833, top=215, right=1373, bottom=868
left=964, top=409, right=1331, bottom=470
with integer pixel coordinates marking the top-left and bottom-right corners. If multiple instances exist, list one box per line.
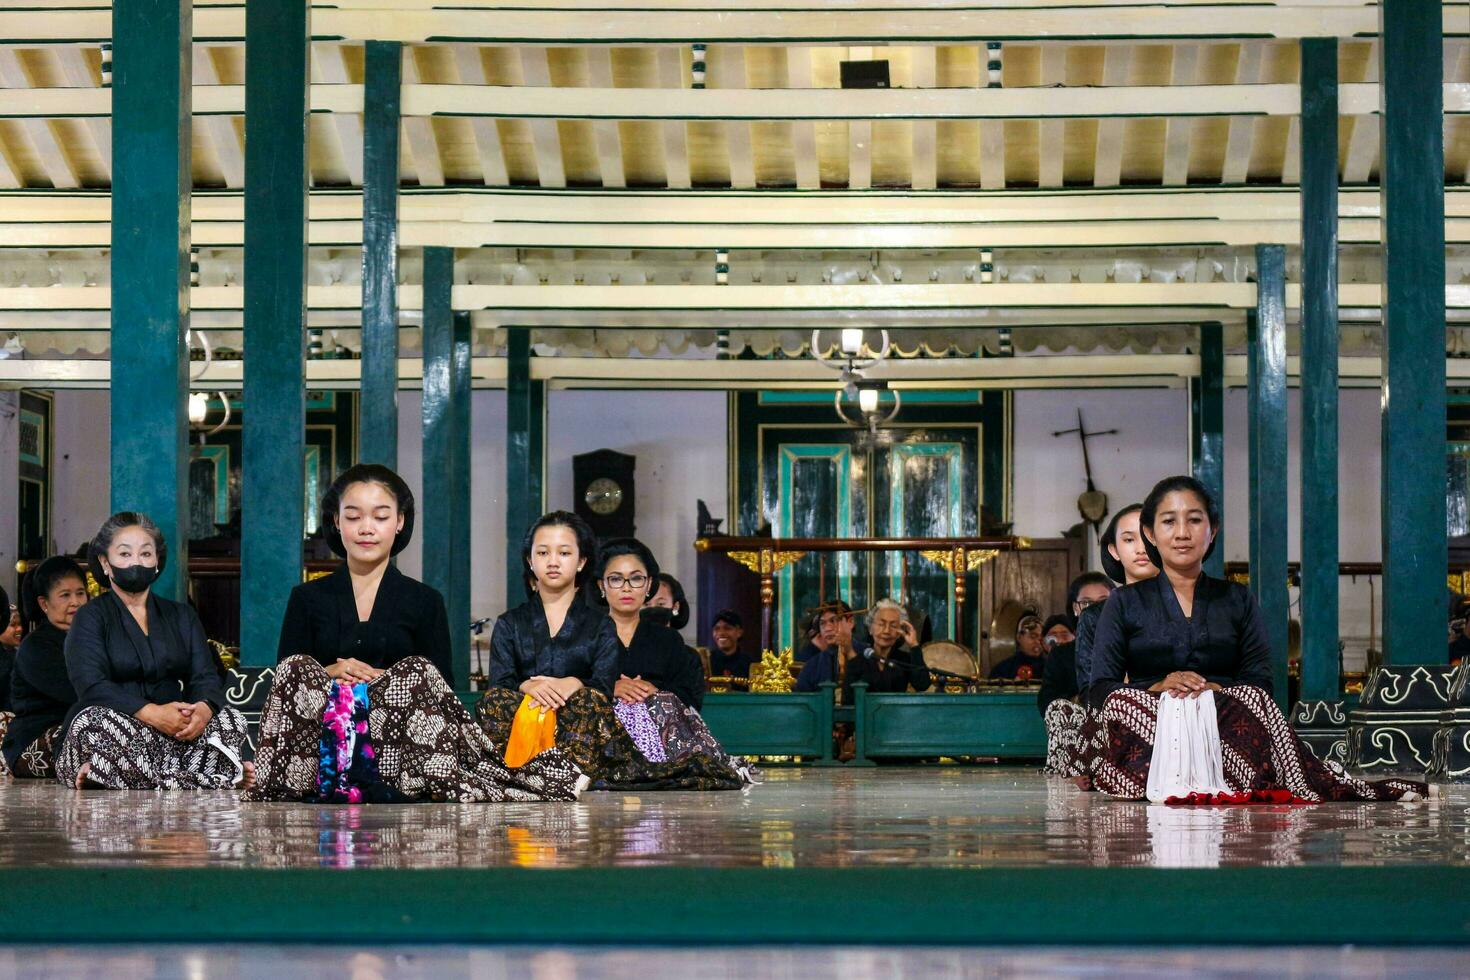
left=603, top=573, right=649, bottom=591
left=1075, top=597, right=1104, bottom=611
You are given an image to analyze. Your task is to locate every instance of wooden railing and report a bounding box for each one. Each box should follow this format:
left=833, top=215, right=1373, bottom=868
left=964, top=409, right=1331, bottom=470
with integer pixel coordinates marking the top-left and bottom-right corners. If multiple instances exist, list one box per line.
left=695, top=535, right=1030, bottom=654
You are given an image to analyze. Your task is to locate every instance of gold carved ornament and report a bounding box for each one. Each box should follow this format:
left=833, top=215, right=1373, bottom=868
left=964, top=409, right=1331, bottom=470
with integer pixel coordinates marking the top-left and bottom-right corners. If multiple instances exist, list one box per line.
left=726, top=550, right=808, bottom=574
left=918, top=549, right=1001, bottom=573
left=749, top=648, right=797, bottom=693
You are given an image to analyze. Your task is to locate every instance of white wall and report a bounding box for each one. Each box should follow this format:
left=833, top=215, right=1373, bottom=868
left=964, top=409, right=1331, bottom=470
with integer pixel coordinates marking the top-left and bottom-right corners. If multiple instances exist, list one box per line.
left=398, top=388, right=726, bottom=644
left=1011, top=388, right=1192, bottom=544
left=51, top=390, right=111, bottom=557
left=546, top=390, right=728, bottom=644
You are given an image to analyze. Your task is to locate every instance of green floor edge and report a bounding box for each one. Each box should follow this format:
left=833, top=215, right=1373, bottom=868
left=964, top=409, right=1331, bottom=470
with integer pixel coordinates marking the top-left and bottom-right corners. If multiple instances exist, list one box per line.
left=4, top=866, right=1468, bottom=945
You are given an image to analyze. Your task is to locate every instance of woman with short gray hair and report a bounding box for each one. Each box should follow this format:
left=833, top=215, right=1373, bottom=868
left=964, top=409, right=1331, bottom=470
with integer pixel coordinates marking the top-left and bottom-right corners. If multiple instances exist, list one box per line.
left=55, top=512, right=250, bottom=790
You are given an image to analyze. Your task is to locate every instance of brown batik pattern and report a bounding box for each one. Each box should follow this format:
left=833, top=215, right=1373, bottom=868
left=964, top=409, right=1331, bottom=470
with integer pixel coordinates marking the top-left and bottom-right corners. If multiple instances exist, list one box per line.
left=477, top=686, right=745, bottom=791
left=54, top=705, right=249, bottom=790
left=10, top=724, right=63, bottom=779
left=641, top=692, right=759, bottom=785
left=1040, top=700, right=1107, bottom=783
left=1094, top=685, right=1427, bottom=803
left=244, top=654, right=585, bottom=803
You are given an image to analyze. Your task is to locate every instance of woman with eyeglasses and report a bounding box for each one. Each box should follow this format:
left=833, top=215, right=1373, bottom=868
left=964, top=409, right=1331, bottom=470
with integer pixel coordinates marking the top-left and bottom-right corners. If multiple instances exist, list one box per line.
left=476, top=514, right=746, bottom=790
left=598, top=537, right=756, bottom=785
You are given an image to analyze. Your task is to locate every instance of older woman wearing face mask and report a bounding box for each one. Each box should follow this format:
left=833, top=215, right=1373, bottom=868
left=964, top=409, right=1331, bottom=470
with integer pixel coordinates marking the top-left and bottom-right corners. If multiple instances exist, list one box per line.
left=55, top=512, right=250, bottom=791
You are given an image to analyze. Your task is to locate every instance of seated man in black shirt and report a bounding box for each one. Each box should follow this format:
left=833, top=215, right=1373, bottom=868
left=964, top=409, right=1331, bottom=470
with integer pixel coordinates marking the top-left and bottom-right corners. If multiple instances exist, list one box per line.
left=708, top=609, right=755, bottom=678
left=795, top=609, right=829, bottom=664
left=989, top=612, right=1046, bottom=681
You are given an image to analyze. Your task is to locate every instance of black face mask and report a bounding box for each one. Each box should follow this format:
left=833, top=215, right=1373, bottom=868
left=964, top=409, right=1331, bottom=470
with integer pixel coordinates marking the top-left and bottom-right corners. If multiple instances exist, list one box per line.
left=109, top=563, right=159, bottom=595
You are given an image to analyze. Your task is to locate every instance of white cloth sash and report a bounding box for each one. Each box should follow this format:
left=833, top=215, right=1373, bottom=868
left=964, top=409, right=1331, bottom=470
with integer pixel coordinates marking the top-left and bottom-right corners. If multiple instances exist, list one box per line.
left=1145, top=689, right=1228, bottom=803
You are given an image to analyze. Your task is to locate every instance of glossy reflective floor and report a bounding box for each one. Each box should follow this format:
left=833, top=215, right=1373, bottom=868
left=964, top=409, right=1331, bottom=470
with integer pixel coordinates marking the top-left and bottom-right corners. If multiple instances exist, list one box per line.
left=0, top=766, right=1464, bottom=871
left=4, top=945, right=1470, bottom=980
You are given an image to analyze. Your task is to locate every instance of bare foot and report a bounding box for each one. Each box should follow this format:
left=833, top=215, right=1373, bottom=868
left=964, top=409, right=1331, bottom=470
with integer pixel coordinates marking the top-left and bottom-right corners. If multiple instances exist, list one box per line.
left=74, top=762, right=91, bottom=790
left=238, top=761, right=256, bottom=793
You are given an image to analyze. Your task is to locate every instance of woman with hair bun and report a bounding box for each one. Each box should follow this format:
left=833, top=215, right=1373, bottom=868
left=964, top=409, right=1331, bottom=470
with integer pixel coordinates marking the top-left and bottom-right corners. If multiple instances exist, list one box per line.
left=1, top=556, right=87, bottom=778
left=57, top=512, right=249, bottom=790
left=1087, top=475, right=1424, bottom=803
left=245, top=465, right=585, bottom=803
left=476, top=513, right=745, bottom=790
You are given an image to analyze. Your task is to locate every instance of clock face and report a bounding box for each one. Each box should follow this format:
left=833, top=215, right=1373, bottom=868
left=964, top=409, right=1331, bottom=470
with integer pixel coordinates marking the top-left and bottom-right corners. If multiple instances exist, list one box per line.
left=584, top=477, right=624, bottom=515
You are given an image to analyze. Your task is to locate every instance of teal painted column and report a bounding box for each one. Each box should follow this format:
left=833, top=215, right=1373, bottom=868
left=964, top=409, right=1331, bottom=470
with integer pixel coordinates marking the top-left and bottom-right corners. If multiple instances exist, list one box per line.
left=1245, top=311, right=1260, bottom=595
left=1194, top=321, right=1226, bottom=579
left=1379, top=0, right=1446, bottom=665
left=420, top=248, right=470, bottom=686
left=1250, top=245, right=1290, bottom=710
left=359, top=40, right=402, bottom=467
left=505, top=328, right=545, bottom=609
left=1299, top=37, right=1341, bottom=700
left=451, top=311, right=473, bottom=675
left=109, top=0, right=191, bottom=602
left=240, top=0, right=309, bottom=666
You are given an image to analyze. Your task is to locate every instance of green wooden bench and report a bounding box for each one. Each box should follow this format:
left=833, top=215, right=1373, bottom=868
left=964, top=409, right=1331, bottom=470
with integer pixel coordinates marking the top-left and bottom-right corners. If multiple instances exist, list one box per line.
left=700, top=688, right=839, bottom=764
left=849, top=683, right=1047, bottom=765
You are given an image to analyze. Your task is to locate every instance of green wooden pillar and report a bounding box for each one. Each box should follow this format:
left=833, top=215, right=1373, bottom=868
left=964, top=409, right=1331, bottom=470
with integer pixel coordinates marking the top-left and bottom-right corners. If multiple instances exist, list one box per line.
left=1299, top=37, right=1341, bottom=700
left=1379, top=0, right=1446, bottom=665
left=505, top=327, right=545, bottom=609
left=359, top=40, right=402, bottom=467
left=451, top=311, right=473, bottom=671
left=1193, top=321, right=1226, bottom=579
left=1245, top=311, right=1260, bottom=595
left=109, top=0, right=191, bottom=602
left=420, top=248, right=470, bottom=686
left=240, top=0, right=309, bottom=666
left=1251, top=245, right=1290, bottom=710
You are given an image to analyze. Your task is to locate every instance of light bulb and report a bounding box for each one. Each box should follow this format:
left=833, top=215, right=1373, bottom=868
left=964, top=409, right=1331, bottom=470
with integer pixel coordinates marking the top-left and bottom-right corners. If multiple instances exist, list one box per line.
left=858, top=387, right=879, bottom=414
left=188, top=392, right=208, bottom=425
left=841, top=328, right=863, bottom=355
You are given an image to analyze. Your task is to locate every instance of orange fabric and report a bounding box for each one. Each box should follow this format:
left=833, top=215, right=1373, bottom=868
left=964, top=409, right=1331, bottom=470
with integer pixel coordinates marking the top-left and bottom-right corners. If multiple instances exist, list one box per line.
left=503, top=695, right=557, bottom=768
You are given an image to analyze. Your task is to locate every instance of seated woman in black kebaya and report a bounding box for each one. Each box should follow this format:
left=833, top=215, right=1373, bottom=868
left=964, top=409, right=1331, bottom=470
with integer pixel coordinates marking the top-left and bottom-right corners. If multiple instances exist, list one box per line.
left=476, top=512, right=745, bottom=790
left=1086, top=475, right=1424, bottom=803
left=57, top=513, right=249, bottom=790
left=1, top=556, right=87, bottom=779
left=599, top=537, right=756, bottom=784
left=245, top=465, right=584, bottom=803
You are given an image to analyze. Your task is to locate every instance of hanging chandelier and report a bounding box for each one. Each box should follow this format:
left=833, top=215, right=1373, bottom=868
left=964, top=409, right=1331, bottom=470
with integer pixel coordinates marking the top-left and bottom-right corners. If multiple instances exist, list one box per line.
left=811, top=328, right=899, bottom=433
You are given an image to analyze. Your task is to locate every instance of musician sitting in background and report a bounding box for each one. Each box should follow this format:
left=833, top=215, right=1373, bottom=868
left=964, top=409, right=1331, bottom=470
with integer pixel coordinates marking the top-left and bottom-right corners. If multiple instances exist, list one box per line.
left=1449, top=595, right=1470, bottom=666
left=988, top=612, right=1046, bottom=681
left=708, top=609, right=755, bottom=679
left=795, top=601, right=859, bottom=695
left=853, top=599, right=932, bottom=694
left=795, top=609, right=829, bottom=664
left=1039, top=575, right=1116, bottom=716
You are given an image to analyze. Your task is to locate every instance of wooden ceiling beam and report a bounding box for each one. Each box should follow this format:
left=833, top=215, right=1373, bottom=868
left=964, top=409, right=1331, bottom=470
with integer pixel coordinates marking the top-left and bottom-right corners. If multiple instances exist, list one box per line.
left=11, top=5, right=1465, bottom=45
left=315, top=43, right=366, bottom=186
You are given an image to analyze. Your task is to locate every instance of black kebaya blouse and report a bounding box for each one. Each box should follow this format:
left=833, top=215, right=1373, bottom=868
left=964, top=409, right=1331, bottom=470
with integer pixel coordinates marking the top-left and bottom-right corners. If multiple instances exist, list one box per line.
left=490, top=591, right=620, bottom=697
left=618, top=620, right=707, bottom=709
left=1084, top=573, right=1274, bottom=710
left=2, top=622, right=76, bottom=767
left=64, top=590, right=225, bottom=735
left=277, top=564, right=455, bottom=687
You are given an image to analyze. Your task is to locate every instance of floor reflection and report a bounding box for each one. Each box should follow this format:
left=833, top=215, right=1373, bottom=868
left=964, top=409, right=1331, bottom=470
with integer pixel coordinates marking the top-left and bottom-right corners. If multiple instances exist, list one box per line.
left=1, top=944, right=1468, bottom=979
left=0, top=768, right=1464, bottom=871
